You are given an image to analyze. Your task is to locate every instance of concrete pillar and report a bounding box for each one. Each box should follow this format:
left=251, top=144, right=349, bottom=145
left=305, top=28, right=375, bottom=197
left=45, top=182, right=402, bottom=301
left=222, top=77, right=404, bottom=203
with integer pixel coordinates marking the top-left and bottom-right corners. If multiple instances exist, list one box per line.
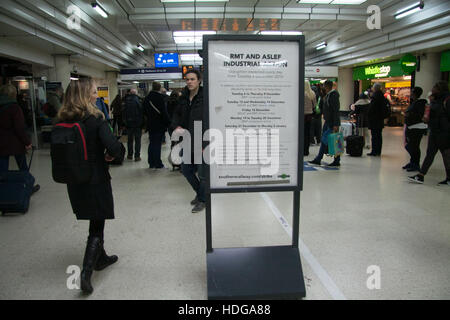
left=53, top=55, right=72, bottom=91
left=338, top=67, right=354, bottom=111
left=415, top=52, right=441, bottom=99
left=106, top=71, right=119, bottom=103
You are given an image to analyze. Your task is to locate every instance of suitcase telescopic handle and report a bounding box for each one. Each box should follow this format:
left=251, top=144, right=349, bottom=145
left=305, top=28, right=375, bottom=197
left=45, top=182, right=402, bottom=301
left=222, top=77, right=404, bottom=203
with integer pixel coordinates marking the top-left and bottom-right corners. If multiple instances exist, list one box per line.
left=27, top=147, right=34, bottom=172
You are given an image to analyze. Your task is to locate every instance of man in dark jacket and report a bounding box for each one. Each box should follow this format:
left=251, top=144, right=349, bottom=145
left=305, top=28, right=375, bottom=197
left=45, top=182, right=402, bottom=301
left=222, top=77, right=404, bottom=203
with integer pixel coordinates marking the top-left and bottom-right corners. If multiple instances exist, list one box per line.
left=309, top=80, right=341, bottom=166
left=122, top=88, right=143, bottom=161
left=403, top=87, right=427, bottom=172
left=171, top=69, right=206, bottom=213
left=409, top=81, right=450, bottom=185
left=0, top=84, right=39, bottom=193
left=367, top=83, right=389, bottom=156
left=143, top=82, right=170, bottom=168
left=310, top=85, right=323, bottom=145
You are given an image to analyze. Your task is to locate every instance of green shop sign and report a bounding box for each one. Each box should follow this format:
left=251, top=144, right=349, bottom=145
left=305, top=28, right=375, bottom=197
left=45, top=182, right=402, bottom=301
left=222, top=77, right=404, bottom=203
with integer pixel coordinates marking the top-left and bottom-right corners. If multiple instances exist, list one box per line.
left=353, top=60, right=405, bottom=80
left=441, top=51, right=450, bottom=72
left=399, top=54, right=417, bottom=74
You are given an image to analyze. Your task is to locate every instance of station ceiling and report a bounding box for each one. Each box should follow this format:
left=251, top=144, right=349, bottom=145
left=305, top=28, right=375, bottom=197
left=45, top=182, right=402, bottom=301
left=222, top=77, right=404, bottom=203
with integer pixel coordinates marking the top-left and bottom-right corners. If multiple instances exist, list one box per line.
left=0, top=0, right=448, bottom=70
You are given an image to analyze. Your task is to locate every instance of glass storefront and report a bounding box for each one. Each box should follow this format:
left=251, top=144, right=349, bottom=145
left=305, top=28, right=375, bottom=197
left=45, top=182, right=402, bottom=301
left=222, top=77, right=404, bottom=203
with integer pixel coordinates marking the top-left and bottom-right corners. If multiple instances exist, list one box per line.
left=353, top=60, right=411, bottom=126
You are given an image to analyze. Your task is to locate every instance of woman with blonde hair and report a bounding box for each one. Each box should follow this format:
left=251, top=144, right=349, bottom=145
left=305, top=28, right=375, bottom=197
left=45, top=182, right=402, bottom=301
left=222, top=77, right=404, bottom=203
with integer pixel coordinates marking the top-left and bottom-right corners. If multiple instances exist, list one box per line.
left=304, top=80, right=316, bottom=156
left=58, top=77, right=124, bottom=294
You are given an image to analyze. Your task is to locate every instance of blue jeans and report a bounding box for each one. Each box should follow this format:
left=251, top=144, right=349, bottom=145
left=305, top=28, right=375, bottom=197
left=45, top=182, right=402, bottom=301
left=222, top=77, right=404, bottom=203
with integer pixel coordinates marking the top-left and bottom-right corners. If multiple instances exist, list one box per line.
left=148, top=132, right=164, bottom=168
left=0, top=154, right=28, bottom=172
left=181, top=163, right=206, bottom=203
left=314, top=124, right=340, bottom=163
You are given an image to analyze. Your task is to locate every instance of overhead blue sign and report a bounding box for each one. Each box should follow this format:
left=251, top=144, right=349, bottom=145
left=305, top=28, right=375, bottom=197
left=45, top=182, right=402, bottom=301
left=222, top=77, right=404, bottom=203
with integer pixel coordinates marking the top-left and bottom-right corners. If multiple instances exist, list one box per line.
left=154, top=53, right=179, bottom=68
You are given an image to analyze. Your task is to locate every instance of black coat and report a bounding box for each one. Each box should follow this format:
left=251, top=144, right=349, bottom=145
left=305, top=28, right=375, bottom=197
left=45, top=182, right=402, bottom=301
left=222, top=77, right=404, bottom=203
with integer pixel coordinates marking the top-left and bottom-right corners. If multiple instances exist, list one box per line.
left=171, top=87, right=204, bottom=154
left=66, top=115, right=124, bottom=220
left=171, top=87, right=203, bottom=135
left=428, top=93, right=450, bottom=149
left=0, top=95, right=31, bottom=156
left=405, top=99, right=426, bottom=127
left=143, top=91, right=170, bottom=134
left=368, top=90, right=387, bottom=130
left=322, top=90, right=340, bottom=127
left=123, top=94, right=143, bottom=128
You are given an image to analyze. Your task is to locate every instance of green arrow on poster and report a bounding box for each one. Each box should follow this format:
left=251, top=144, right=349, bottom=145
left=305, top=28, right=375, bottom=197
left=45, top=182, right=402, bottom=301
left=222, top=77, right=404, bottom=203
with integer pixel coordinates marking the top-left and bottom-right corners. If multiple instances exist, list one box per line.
left=399, top=54, right=417, bottom=74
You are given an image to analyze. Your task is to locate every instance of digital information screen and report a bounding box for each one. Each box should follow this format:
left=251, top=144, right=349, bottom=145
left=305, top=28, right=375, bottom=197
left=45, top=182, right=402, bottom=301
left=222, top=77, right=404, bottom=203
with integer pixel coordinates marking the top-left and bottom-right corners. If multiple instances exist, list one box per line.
left=154, top=53, right=179, bottom=68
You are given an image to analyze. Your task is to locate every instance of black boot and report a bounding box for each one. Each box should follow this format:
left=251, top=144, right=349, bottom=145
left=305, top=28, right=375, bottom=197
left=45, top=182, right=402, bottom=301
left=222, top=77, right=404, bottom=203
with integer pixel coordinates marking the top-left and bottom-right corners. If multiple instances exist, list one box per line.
left=80, top=236, right=102, bottom=294
left=94, top=241, right=118, bottom=271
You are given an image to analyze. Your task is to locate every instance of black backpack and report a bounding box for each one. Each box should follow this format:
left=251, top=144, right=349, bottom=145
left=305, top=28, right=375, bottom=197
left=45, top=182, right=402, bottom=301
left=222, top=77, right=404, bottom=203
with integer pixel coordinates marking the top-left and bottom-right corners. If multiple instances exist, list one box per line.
left=50, top=120, right=92, bottom=184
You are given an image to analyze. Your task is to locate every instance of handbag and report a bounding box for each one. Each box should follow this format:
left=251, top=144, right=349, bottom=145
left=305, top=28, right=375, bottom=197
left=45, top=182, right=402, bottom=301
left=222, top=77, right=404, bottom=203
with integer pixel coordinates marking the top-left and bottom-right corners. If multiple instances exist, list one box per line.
left=327, top=132, right=344, bottom=156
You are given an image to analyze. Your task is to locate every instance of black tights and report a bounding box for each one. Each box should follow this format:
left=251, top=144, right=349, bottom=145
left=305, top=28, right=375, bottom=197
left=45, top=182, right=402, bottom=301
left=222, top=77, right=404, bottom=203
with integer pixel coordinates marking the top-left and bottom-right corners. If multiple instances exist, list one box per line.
left=89, top=220, right=105, bottom=241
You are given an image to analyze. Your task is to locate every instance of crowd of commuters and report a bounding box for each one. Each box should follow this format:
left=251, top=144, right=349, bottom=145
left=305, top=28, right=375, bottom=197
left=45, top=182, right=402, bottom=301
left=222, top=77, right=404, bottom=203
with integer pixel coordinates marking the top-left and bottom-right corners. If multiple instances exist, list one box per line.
left=1, top=70, right=449, bottom=294
left=304, top=79, right=449, bottom=186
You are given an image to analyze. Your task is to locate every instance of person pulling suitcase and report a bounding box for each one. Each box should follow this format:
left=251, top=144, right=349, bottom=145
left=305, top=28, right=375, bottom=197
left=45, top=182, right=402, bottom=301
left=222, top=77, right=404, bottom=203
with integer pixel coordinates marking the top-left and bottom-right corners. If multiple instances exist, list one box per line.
left=0, top=84, right=40, bottom=214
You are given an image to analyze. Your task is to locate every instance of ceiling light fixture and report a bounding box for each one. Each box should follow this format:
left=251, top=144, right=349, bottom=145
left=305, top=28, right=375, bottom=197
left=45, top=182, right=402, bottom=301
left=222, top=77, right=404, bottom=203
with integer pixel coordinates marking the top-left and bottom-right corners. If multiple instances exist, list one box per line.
left=173, top=31, right=216, bottom=45
left=330, top=0, right=367, bottom=4
left=180, top=54, right=202, bottom=60
left=161, top=0, right=229, bottom=3
left=296, top=0, right=332, bottom=3
left=394, top=1, right=424, bottom=19
left=137, top=44, right=145, bottom=52
left=315, top=42, right=327, bottom=50
left=296, top=0, right=367, bottom=4
left=91, top=2, right=108, bottom=18
left=260, top=31, right=303, bottom=35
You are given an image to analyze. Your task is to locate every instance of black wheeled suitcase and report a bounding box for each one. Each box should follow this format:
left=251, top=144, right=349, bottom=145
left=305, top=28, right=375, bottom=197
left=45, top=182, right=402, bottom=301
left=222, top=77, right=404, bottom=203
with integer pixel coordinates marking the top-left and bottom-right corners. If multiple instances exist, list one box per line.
left=0, top=150, right=35, bottom=214
left=346, top=135, right=364, bottom=157
left=346, top=115, right=364, bottom=157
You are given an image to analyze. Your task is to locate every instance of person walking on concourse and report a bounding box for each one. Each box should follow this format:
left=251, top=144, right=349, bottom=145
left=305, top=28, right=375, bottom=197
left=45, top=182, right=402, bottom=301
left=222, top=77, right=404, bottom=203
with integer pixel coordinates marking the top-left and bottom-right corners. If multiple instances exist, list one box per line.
left=171, top=69, right=206, bottom=213
left=308, top=80, right=341, bottom=167
left=57, top=78, right=124, bottom=294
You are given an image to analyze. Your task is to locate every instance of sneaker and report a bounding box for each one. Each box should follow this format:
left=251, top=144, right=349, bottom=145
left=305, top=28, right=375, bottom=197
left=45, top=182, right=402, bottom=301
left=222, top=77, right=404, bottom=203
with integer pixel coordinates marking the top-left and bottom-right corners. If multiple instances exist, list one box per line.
left=406, top=165, right=420, bottom=172
left=326, top=161, right=340, bottom=167
left=308, top=159, right=321, bottom=166
left=127, top=155, right=133, bottom=160
left=190, top=196, right=199, bottom=205
left=31, top=184, right=40, bottom=195
left=402, top=163, right=411, bottom=170
left=135, top=157, right=141, bottom=162
left=192, top=202, right=205, bottom=213
left=437, top=179, right=450, bottom=186
left=408, top=174, right=424, bottom=184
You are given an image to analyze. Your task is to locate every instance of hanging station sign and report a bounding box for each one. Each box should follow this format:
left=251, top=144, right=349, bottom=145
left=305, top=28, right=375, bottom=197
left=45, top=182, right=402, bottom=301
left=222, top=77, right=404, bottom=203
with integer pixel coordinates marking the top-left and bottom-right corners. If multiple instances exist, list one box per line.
left=119, top=67, right=182, bottom=81
left=305, top=65, right=338, bottom=78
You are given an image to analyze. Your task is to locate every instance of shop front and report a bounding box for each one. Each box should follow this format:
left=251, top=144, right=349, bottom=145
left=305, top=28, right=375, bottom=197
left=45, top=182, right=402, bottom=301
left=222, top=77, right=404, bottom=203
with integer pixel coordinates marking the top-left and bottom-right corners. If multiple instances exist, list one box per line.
left=353, top=60, right=413, bottom=126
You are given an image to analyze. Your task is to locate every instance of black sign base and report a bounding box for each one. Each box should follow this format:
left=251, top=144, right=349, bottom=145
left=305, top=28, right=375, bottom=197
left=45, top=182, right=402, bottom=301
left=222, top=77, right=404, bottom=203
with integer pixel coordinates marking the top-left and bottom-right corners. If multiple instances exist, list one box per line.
left=207, top=245, right=306, bottom=299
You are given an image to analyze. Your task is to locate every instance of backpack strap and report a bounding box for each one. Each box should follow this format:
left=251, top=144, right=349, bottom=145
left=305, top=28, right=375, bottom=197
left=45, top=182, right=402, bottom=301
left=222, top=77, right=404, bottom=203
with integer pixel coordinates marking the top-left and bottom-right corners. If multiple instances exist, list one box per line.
left=54, top=122, right=88, bottom=160
left=149, top=100, right=161, bottom=115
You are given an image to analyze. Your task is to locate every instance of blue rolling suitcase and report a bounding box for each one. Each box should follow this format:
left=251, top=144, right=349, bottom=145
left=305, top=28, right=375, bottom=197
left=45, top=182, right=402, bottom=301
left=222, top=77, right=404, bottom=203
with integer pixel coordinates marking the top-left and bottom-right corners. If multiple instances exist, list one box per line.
left=0, top=151, right=35, bottom=214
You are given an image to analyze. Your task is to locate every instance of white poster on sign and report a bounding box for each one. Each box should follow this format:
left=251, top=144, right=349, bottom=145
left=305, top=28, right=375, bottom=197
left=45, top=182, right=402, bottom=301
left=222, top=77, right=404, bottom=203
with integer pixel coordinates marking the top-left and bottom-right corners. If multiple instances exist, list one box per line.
left=207, top=40, right=300, bottom=189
